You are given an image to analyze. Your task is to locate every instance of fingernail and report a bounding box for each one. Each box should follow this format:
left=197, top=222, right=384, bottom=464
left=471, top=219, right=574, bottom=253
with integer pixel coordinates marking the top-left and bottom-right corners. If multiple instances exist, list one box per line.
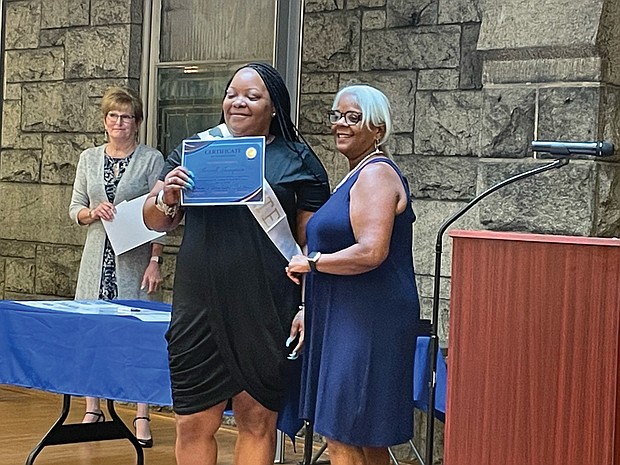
left=285, top=336, right=294, bottom=347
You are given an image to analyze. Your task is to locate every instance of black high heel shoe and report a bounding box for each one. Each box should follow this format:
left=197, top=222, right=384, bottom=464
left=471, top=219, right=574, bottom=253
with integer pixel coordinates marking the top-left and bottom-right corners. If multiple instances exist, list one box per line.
left=83, top=411, right=105, bottom=423
left=133, top=416, right=153, bottom=448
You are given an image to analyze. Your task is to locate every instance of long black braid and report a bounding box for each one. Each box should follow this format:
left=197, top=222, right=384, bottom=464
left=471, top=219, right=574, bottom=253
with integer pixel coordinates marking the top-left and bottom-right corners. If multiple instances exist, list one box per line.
left=221, top=62, right=326, bottom=183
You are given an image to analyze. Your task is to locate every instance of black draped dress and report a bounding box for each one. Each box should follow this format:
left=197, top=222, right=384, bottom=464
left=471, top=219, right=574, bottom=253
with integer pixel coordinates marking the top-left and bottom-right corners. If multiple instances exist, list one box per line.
left=161, top=136, right=329, bottom=414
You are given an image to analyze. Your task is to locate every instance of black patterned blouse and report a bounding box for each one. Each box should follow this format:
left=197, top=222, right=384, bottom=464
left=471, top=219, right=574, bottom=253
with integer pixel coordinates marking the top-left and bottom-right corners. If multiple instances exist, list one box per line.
left=98, top=152, right=134, bottom=300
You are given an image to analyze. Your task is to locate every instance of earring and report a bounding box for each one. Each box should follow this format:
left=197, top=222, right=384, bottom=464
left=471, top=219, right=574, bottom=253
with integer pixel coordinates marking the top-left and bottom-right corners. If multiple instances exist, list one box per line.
left=272, top=112, right=276, bottom=117
left=104, top=130, right=108, bottom=142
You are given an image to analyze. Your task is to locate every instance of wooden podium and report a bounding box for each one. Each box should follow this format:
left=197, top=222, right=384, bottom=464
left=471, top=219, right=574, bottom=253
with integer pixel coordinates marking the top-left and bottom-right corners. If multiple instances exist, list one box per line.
left=444, top=230, right=620, bottom=465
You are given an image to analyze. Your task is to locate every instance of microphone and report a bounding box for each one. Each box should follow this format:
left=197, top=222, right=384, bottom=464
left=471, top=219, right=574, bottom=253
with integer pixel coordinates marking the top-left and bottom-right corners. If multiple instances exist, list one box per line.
left=531, top=140, right=614, bottom=157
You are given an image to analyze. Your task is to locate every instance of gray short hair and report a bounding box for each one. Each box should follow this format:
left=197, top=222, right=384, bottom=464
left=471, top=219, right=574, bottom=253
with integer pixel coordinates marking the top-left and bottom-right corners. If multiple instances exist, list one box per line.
left=332, top=84, right=392, bottom=145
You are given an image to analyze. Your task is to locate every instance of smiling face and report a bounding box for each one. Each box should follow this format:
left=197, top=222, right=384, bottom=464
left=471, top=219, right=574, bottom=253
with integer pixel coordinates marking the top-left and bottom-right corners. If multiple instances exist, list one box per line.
left=331, top=93, right=382, bottom=162
left=222, top=68, right=275, bottom=137
left=103, top=104, right=140, bottom=144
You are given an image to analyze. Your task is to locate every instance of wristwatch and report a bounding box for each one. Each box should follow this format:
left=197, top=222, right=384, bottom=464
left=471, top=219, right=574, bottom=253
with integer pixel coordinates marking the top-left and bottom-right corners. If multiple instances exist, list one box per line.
left=307, top=251, right=322, bottom=272
left=155, top=189, right=179, bottom=217
left=150, top=256, right=163, bottom=265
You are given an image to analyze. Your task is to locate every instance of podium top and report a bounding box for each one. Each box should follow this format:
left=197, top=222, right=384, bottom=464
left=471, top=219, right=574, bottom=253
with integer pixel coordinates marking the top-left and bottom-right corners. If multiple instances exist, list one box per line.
left=449, top=229, right=620, bottom=247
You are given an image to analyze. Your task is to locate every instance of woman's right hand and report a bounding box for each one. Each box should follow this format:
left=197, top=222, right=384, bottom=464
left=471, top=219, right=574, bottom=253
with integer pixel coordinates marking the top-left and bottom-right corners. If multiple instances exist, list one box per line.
left=90, top=201, right=116, bottom=222
left=162, top=166, right=194, bottom=206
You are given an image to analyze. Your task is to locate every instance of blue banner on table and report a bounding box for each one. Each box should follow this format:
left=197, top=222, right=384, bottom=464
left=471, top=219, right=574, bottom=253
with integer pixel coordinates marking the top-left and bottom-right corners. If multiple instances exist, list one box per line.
left=181, top=136, right=265, bottom=205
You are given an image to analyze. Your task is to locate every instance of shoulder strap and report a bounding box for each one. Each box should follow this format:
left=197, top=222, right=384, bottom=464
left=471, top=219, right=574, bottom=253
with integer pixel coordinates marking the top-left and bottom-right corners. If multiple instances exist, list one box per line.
left=359, top=157, right=411, bottom=197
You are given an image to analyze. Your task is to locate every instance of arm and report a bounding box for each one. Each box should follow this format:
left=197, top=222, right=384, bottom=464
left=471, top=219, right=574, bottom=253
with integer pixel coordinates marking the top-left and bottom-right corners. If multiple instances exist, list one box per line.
left=287, top=162, right=407, bottom=281
left=140, top=242, right=164, bottom=294
left=143, top=144, right=193, bottom=232
left=69, top=150, right=116, bottom=225
left=295, top=209, right=314, bottom=249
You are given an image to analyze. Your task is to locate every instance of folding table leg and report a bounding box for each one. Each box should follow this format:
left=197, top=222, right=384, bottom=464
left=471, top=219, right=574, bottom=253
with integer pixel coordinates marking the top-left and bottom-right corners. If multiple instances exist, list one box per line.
left=26, top=394, right=72, bottom=465
left=25, top=395, right=144, bottom=465
left=107, top=399, right=145, bottom=465
left=274, top=429, right=285, bottom=463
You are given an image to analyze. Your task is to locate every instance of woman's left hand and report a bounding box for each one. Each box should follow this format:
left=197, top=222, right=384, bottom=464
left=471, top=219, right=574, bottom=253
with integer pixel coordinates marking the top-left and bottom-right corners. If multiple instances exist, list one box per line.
left=285, top=254, right=310, bottom=284
left=141, top=261, right=163, bottom=294
left=286, top=307, right=305, bottom=360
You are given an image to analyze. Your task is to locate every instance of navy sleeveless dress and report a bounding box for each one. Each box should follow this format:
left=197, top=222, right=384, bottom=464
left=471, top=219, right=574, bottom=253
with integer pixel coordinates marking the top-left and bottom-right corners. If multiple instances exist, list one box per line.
left=300, top=158, right=421, bottom=447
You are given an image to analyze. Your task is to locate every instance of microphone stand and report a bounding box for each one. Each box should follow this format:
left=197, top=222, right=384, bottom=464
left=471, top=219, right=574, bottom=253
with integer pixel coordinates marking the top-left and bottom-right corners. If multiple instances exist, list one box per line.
left=424, top=157, right=569, bottom=465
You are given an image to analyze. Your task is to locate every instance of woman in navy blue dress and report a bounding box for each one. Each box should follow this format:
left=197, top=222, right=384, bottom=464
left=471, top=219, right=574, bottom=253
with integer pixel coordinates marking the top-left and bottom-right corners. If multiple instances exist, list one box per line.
left=286, top=85, right=422, bottom=465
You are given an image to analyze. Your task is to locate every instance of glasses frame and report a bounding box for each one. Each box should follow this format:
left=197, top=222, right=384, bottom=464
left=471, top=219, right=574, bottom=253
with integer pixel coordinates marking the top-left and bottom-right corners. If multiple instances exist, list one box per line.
left=106, top=112, right=136, bottom=123
left=328, top=110, right=363, bottom=126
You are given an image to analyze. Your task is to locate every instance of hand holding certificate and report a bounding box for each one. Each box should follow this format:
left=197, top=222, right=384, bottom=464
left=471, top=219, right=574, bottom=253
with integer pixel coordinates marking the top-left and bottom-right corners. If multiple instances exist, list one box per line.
left=181, top=136, right=265, bottom=206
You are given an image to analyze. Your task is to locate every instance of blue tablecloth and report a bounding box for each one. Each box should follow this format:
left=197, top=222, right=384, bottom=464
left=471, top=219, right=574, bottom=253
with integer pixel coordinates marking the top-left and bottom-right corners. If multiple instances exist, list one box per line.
left=0, top=300, right=446, bottom=426
left=0, top=299, right=173, bottom=406
left=414, top=336, right=447, bottom=422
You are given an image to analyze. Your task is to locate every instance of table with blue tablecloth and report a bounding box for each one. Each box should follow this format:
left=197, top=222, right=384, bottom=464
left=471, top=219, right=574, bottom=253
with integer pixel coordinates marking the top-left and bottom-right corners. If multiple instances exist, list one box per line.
left=414, top=336, right=447, bottom=422
left=1, top=300, right=448, bottom=465
left=0, top=299, right=172, bottom=465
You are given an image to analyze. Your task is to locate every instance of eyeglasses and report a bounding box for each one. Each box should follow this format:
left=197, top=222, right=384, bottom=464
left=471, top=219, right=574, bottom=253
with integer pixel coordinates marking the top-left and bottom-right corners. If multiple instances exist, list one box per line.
left=328, top=110, right=363, bottom=126
left=106, top=112, right=136, bottom=123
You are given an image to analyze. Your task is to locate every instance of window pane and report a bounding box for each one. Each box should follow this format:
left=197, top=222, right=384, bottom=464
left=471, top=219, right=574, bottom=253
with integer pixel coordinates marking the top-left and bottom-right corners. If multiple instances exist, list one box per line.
left=156, top=64, right=242, bottom=155
left=160, top=0, right=275, bottom=63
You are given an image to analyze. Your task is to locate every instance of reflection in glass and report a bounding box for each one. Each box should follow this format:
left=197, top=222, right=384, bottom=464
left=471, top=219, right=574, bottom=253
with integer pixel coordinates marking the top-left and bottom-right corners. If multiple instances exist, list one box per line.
left=157, top=64, right=244, bottom=156
left=156, top=0, right=277, bottom=155
left=160, top=0, right=275, bottom=63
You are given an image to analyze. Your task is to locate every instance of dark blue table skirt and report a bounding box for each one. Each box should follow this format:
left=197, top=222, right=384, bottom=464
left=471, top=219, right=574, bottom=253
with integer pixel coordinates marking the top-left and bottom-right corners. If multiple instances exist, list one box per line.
left=414, top=336, right=447, bottom=421
left=0, top=300, right=446, bottom=420
left=0, top=299, right=172, bottom=406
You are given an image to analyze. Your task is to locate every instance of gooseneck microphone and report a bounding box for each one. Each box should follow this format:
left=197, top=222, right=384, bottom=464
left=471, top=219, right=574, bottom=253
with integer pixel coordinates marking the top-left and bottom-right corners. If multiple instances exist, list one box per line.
left=531, top=140, right=614, bottom=157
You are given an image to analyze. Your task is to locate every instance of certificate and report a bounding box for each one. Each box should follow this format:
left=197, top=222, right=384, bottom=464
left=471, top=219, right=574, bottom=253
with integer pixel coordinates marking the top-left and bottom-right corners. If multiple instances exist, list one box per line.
left=181, top=136, right=265, bottom=206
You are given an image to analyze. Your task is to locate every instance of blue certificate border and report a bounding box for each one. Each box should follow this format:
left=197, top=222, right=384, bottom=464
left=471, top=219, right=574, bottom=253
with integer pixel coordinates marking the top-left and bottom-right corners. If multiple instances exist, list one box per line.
left=181, top=136, right=265, bottom=206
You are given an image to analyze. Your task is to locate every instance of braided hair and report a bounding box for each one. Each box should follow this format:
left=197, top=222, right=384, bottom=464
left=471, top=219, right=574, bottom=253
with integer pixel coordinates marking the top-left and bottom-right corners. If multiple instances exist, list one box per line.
left=222, top=62, right=300, bottom=143
left=221, top=62, right=325, bottom=183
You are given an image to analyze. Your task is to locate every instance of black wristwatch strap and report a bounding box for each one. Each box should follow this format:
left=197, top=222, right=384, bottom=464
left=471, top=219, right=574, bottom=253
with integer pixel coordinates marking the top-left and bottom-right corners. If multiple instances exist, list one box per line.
left=307, top=251, right=322, bottom=272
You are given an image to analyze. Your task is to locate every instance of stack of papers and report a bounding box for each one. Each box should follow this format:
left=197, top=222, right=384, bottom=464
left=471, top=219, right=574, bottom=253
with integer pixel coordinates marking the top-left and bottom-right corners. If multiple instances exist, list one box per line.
left=101, top=194, right=165, bottom=256
left=16, top=300, right=171, bottom=323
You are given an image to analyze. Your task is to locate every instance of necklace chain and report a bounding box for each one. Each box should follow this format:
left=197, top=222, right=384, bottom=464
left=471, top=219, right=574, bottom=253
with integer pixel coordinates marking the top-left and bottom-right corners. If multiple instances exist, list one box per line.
left=332, top=149, right=384, bottom=193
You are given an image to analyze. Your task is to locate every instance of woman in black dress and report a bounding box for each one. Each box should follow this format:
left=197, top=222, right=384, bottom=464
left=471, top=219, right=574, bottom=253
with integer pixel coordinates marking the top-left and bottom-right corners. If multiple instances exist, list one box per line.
left=143, top=63, right=329, bottom=465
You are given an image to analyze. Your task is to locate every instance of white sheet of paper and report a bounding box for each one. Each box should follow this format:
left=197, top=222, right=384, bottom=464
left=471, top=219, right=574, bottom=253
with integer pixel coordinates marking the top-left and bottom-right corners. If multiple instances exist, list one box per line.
left=16, top=300, right=171, bottom=323
left=102, top=194, right=165, bottom=255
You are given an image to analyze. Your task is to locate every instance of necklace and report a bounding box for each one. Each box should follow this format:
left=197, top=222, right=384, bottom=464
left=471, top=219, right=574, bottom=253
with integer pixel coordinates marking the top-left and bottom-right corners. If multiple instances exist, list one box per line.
left=332, top=148, right=385, bottom=193
left=105, top=145, right=136, bottom=180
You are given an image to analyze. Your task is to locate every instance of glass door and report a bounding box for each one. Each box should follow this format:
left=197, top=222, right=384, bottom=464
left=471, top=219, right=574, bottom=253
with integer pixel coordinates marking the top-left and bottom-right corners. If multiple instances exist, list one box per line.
left=143, top=0, right=303, bottom=155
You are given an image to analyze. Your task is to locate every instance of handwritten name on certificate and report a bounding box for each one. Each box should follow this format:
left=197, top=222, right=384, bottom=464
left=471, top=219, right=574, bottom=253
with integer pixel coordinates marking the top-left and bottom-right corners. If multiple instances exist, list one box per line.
left=181, top=136, right=265, bottom=206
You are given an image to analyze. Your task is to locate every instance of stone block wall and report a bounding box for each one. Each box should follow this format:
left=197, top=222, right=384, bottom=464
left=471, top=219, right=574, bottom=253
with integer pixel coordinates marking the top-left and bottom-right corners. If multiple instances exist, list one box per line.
left=0, top=0, right=143, bottom=300
left=0, top=0, right=619, bottom=460
left=299, top=0, right=620, bottom=353
left=299, top=0, right=484, bottom=346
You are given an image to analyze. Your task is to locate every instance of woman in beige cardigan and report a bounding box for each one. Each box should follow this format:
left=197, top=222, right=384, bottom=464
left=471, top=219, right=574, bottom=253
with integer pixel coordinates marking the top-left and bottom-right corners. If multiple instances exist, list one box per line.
left=69, top=86, right=164, bottom=448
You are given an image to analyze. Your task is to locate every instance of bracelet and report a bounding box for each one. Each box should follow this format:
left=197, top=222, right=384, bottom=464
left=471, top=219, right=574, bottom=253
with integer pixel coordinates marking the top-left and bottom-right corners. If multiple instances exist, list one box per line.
left=155, top=189, right=179, bottom=217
